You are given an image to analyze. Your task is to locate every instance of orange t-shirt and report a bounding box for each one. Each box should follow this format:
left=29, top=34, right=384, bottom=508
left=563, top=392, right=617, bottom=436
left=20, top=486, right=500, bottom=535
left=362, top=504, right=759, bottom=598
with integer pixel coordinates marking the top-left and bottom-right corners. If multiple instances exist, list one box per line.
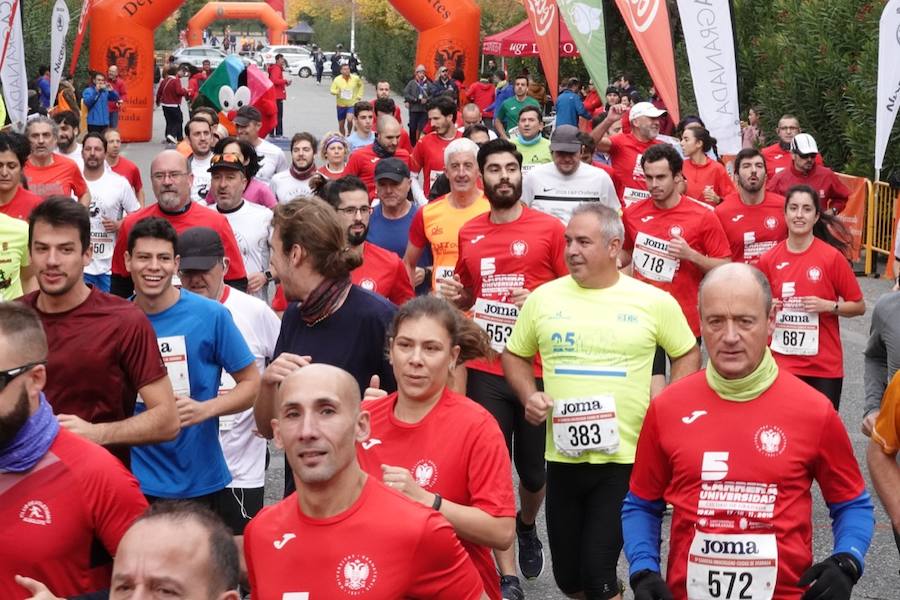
left=407, top=193, right=490, bottom=289
left=873, top=370, right=900, bottom=454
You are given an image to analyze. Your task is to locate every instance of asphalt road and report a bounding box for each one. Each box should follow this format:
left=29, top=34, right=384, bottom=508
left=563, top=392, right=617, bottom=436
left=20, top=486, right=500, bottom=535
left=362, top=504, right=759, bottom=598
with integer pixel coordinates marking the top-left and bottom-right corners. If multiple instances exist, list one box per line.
left=124, top=74, right=899, bottom=599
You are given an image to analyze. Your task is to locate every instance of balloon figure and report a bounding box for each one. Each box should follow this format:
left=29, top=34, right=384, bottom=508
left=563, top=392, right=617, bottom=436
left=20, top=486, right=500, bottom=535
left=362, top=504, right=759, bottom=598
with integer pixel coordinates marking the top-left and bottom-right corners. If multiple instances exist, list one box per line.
left=192, top=55, right=277, bottom=138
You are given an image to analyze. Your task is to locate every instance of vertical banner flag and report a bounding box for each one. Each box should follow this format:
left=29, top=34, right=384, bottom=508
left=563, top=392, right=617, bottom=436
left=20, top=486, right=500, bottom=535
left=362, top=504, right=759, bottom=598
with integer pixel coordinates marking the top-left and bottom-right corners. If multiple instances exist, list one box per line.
left=676, top=0, right=741, bottom=154
left=876, top=0, right=900, bottom=178
left=523, top=0, right=560, bottom=102
left=613, top=0, right=680, bottom=122
left=70, top=0, right=92, bottom=77
left=557, top=0, right=609, bottom=91
left=0, top=0, right=27, bottom=131
left=50, top=0, right=70, bottom=110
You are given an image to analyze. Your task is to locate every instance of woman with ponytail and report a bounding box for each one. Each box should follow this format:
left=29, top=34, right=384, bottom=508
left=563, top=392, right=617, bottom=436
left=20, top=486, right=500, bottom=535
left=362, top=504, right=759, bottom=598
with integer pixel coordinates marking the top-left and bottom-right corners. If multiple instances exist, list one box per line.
left=359, top=296, right=515, bottom=600
left=680, top=125, right=735, bottom=205
left=757, top=185, right=865, bottom=410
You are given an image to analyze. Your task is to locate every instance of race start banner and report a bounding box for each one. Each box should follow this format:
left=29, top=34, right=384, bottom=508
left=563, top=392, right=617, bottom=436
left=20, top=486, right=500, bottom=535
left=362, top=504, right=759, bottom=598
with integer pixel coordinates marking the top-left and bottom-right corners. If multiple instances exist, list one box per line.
left=876, top=0, right=900, bottom=178
left=523, top=0, right=560, bottom=102
left=613, top=0, right=679, bottom=121
left=557, top=0, right=609, bottom=91
left=677, top=0, right=741, bottom=154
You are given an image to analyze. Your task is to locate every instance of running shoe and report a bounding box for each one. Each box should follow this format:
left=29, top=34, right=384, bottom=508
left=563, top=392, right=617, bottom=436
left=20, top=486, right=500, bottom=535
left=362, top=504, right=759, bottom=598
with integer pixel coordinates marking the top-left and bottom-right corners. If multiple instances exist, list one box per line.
left=500, top=574, right=525, bottom=600
left=516, top=514, right=545, bottom=579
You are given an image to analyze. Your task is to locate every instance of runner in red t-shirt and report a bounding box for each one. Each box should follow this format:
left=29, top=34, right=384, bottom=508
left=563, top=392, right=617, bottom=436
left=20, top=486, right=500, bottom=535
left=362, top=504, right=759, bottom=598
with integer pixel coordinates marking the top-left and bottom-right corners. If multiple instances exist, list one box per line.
left=715, top=148, right=787, bottom=264
left=0, top=133, right=42, bottom=221
left=104, top=128, right=145, bottom=205
left=591, top=102, right=666, bottom=206
left=767, top=133, right=849, bottom=213
left=358, top=298, right=516, bottom=600
left=622, top=144, right=731, bottom=395
left=412, top=96, right=462, bottom=197
left=680, top=126, right=736, bottom=205
left=318, top=131, right=350, bottom=180
left=623, top=263, right=873, bottom=600
left=760, top=114, right=824, bottom=179
left=245, top=364, right=486, bottom=599
left=372, top=79, right=404, bottom=124
left=325, top=177, right=414, bottom=306
left=344, top=116, right=418, bottom=200
left=24, top=117, right=89, bottom=204
left=757, top=186, right=865, bottom=409
left=437, top=138, right=567, bottom=589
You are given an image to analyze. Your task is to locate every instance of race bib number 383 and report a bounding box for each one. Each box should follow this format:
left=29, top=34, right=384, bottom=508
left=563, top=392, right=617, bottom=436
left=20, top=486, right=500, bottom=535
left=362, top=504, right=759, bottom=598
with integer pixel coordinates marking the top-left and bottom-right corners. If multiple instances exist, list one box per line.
left=552, top=396, right=619, bottom=455
left=686, top=532, right=777, bottom=600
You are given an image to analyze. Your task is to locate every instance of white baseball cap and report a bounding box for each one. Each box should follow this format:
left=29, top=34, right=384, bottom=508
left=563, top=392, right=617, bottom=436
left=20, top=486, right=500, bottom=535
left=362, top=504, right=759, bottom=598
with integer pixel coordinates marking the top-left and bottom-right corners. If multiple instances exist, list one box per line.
left=790, top=133, right=819, bottom=155
left=629, top=101, right=666, bottom=120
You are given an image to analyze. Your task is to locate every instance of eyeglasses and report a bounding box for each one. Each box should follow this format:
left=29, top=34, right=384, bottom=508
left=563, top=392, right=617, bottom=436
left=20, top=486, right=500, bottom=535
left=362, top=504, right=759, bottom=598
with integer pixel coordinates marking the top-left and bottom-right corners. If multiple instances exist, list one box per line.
left=779, top=126, right=800, bottom=131
left=151, top=171, right=187, bottom=182
left=0, top=361, right=45, bottom=392
left=336, top=206, right=373, bottom=217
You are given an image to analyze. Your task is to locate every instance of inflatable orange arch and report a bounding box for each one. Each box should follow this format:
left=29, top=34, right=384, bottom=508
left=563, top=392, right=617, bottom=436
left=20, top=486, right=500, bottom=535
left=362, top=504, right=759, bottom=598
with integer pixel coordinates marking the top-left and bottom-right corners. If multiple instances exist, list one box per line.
left=186, top=2, right=287, bottom=47
left=89, top=0, right=480, bottom=141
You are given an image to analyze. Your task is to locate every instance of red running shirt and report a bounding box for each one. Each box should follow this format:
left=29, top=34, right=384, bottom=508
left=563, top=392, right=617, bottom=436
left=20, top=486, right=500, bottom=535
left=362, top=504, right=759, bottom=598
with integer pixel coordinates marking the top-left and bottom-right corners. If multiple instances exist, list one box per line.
left=344, top=145, right=417, bottom=200
left=715, top=192, right=788, bottom=264
left=359, top=387, right=516, bottom=600
left=412, top=131, right=461, bottom=197
left=607, top=132, right=662, bottom=206
left=23, top=154, right=88, bottom=199
left=109, top=156, right=144, bottom=195
left=455, top=206, right=568, bottom=376
left=681, top=159, right=736, bottom=205
left=244, top=477, right=485, bottom=599
left=630, top=370, right=865, bottom=600
left=760, top=143, right=823, bottom=180
left=757, top=237, right=862, bottom=378
left=623, top=196, right=731, bottom=335
left=0, top=186, right=43, bottom=221
left=0, top=429, right=148, bottom=599
left=111, top=202, right=247, bottom=279
left=353, top=241, right=414, bottom=305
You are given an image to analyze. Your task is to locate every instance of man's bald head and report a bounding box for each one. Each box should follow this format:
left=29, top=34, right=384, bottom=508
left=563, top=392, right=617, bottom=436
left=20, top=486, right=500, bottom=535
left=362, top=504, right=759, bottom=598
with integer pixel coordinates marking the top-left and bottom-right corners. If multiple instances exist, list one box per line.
left=699, top=263, right=772, bottom=317
left=377, top=115, right=401, bottom=136
left=150, top=149, right=190, bottom=175
left=376, top=116, right=402, bottom=154
left=461, top=103, right=482, bottom=126
left=277, top=364, right=362, bottom=412
left=150, top=150, right=192, bottom=210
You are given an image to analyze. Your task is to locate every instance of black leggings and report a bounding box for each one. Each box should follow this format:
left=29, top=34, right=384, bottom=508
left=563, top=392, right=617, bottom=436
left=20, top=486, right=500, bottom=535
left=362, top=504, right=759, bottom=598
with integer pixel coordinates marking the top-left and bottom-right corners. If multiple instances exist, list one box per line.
left=546, top=461, right=631, bottom=599
left=162, top=105, right=183, bottom=141
left=274, top=99, right=284, bottom=136
left=797, top=375, right=843, bottom=410
left=466, top=369, right=546, bottom=493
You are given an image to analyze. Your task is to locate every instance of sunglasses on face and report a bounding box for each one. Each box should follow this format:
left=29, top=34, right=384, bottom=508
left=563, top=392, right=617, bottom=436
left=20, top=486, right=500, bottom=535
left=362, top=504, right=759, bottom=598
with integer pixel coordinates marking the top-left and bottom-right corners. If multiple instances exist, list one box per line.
left=0, top=361, right=45, bottom=392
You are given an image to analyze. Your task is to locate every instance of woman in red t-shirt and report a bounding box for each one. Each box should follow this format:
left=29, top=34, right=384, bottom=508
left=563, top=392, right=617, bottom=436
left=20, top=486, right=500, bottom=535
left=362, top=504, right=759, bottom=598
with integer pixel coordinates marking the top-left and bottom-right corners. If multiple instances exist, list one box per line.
left=317, top=131, right=349, bottom=179
left=680, top=125, right=735, bottom=205
left=757, top=185, right=865, bottom=409
left=358, top=296, right=516, bottom=600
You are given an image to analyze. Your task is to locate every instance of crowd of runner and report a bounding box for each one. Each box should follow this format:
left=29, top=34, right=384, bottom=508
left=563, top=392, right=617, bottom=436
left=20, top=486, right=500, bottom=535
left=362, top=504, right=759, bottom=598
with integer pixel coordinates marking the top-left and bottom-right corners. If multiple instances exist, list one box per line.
left=1, top=62, right=899, bottom=600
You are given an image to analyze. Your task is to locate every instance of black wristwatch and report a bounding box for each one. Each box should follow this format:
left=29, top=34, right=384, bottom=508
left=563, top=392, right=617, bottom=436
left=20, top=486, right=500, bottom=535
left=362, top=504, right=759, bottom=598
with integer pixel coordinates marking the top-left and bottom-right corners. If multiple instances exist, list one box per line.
left=264, top=270, right=274, bottom=283
left=431, top=493, right=442, bottom=511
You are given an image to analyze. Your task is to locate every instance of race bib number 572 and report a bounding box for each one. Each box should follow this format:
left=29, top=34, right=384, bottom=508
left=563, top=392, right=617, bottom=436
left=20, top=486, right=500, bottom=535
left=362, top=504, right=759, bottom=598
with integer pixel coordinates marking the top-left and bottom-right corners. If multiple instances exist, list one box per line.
left=686, top=532, right=777, bottom=600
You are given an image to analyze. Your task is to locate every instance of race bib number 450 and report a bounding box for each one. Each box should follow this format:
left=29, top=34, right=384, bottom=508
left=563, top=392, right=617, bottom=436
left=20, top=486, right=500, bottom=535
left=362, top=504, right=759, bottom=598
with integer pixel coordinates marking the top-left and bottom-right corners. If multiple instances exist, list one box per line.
left=633, top=232, right=680, bottom=283
left=552, top=396, right=619, bottom=455
left=687, top=532, right=777, bottom=600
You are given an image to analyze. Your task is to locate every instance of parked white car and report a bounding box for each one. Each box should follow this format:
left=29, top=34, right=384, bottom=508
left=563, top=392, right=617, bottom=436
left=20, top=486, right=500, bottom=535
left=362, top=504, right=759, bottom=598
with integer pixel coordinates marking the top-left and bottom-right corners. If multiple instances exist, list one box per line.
left=256, top=44, right=310, bottom=71
left=171, top=46, right=252, bottom=73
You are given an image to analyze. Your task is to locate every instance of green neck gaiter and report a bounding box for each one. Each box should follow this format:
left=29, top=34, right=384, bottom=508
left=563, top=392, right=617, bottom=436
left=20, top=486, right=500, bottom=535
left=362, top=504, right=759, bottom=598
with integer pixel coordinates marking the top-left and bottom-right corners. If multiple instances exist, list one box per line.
left=706, top=348, right=779, bottom=402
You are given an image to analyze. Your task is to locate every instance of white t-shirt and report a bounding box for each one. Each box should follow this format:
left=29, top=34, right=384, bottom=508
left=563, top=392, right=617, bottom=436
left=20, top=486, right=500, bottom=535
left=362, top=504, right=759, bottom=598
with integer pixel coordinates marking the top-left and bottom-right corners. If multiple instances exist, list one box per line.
left=85, top=170, right=141, bottom=275
left=253, top=139, right=289, bottom=183
left=270, top=170, right=313, bottom=204
left=62, top=143, right=84, bottom=171
left=189, top=154, right=213, bottom=203
left=522, top=161, right=619, bottom=224
left=217, top=200, right=273, bottom=276
left=218, top=285, right=280, bottom=488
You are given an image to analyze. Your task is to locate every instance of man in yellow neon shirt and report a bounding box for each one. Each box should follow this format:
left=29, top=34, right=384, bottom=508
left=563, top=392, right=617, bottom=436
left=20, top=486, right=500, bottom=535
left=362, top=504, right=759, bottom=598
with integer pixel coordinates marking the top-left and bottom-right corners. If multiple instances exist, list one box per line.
left=330, top=63, right=363, bottom=137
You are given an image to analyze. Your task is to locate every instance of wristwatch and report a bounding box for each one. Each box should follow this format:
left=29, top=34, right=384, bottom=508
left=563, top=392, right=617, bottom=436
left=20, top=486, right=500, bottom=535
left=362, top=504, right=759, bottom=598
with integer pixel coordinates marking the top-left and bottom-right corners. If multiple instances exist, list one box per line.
left=264, top=270, right=274, bottom=283
left=431, top=493, right=442, bottom=511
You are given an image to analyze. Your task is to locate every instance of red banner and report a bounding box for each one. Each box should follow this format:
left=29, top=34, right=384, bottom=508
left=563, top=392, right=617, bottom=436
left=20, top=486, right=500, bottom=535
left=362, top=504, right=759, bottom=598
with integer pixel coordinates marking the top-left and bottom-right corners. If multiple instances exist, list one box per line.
left=613, top=0, right=679, bottom=122
left=69, top=0, right=92, bottom=77
left=523, top=0, right=560, bottom=102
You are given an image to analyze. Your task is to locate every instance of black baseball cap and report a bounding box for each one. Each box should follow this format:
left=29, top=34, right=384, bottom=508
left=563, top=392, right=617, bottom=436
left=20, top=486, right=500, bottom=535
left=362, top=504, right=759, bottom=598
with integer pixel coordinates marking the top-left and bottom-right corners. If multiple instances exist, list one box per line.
left=178, top=227, right=224, bottom=271
left=374, top=158, right=410, bottom=182
left=207, top=153, right=245, bottom=175
left=233, top=105, right=262, bottom=126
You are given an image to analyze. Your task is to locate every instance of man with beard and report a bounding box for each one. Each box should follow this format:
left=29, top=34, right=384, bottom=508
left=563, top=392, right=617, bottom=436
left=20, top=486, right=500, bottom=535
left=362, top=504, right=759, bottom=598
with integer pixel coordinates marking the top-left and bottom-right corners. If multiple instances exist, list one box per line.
left=234, top=105, right=288, bottom=184
left=207, top=153, right=273, bottom=300
left=767, top=133, right=850, bottom=214
left=185, top=117, right=214, bottom=203
left=412, top=96, right=461, bottom=197
left=715, top=148, right=788, bottom=264
left=374, top=97, right=414, bottom=153
left=104, top=128, right=146, bottom=206
left=24, top=117, right=90, bottom=205
left=522, top=125, right=618, bottom=225
left=404, top=138, right=489, bottom=291
left=271, top=132, right=318, bottom=204
left=438, top=138, right=568, bottom=600
left=0, top=302, right=149, bottom=600
left=51, top=111, right=83, bottom=170
left=325, top=176, right=413, bottom=305
left=621, top=144, right=731, bottom=397
left=81, top=132, right=141, bottom=292
left=109, top=150, right=248, bottom=298
left=761, top=114, right=823, bottom=179
left=20, top=197, right=178, bottom=463
left=344, top=115, right=422, bottom=201
left=591, top=102, right=666, bottom=207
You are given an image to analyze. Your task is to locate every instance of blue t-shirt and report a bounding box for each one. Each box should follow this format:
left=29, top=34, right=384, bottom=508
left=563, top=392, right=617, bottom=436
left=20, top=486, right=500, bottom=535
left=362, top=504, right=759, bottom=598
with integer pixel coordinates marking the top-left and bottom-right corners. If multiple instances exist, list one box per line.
left=132, top=289, right=254, bottom=498
left=347, top=131, right=375, bottom=152
left=368, top=203, right=432, bottom=295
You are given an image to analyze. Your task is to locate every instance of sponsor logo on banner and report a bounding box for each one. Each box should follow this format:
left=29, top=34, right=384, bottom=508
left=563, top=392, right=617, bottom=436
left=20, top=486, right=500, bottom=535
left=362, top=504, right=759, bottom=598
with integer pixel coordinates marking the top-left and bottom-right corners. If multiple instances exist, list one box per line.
left=106, top=36, right=140, bottom=81
left=527, top=0, right=557, bottom=35
left=622, top=0, right=660, bottom=33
